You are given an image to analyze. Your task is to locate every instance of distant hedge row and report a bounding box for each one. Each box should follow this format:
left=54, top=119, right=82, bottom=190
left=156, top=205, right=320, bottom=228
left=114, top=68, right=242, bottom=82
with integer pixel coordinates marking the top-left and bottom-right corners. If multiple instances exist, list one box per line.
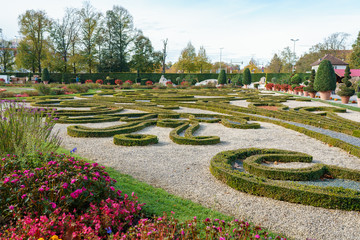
left=3, top=72, right=310, bottom=84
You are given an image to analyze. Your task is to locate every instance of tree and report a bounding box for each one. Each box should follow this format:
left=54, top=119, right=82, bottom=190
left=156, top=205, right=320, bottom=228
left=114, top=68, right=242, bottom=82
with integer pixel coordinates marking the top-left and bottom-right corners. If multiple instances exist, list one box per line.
left=42, top=68, right=50, bottom=82
left=280, top=47, right=293, bottom=73
left=0, top=40, right=15, bottom=72
left=337, top=65, right=355, bottom=97
left=243, top=68, right=251, bottom=86
left=100, top=6, right=135, bottom=72
left=350, top=31, right=360, bottom=69
left=267, top=54, right=282, bottom=73
left=130, top=32, right=161, bottom=80
left=50, top=8, right=80, bottom=73
left=304, top=69, right=316, bottom=93
left=15, top=40, right=36, bottom=72
left=195, top=46, right=212, bottom=73
left=79, top=2, right=102, bottom=73
left=314, top=60, right=336, bottom=92
left=162, top=39, right=168, bottom=74
left=218, top=69, right=226, bottom=85
left=18, top=10, right=51, bottom=73
left=176, top=42, right=196, bottom=73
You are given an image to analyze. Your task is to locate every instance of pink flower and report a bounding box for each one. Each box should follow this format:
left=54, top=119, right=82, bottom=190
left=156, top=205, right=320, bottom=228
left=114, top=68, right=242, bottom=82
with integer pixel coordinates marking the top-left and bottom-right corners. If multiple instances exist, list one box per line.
left=255, top=234, right=260, bottom=239
left=70, top=179, right=77, bottom=184
left=39, top=187, right=44, bottom=192
left=61, top=196, right=66, bottom=200
left=50, top=202, right=56, bottom=209
left=21, top=194, right=27, bottom=199
left=20, top=185, right=25, bottom=188
left=110, top=186, right=115, bottom=191
left=3, top=178, right=10, bottom=184
left=9, top=205, right=14, bottom=210
left=63, top=183, right=69, bottom=189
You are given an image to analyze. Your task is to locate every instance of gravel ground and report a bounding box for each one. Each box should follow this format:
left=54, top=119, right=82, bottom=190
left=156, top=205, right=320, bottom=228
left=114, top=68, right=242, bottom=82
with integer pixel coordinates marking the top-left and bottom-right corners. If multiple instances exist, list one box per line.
left=55, top=117, right=360, bottom=240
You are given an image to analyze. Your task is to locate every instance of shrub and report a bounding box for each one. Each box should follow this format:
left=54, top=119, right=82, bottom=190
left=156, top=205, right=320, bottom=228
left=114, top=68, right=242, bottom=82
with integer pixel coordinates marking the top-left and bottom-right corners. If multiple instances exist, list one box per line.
left=243, top=68, right=252, bottom=86
left=265, top=83, right=274, bottom=90
left=217, top=69, right=227, bottom=85
left=85, top=79, right=93, bottom=84
left=0, top=100, right=61, bottom=159
left=314, top=60, right=336, bottom=92
left=115, top=79, right=123, bottom=85
left=113, top=134, right=158, bottom=146
left=96, top=79, right=103, bottom=85
left=35, top=84, right=52, bottom=95
left=304, top=69, right=316, bottom=92
left=145, top=80, right=153, bottom=86
left=66, top=84, right=90, bottom=93
left=337, top=65, right=355, bottom=97
left=290, top=74, right=301, bottom=85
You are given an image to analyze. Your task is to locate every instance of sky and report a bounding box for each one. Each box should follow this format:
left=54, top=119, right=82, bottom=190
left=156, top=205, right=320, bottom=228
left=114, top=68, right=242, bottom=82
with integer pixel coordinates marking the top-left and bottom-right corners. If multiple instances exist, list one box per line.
left=1, top=0, right=360, bottom=66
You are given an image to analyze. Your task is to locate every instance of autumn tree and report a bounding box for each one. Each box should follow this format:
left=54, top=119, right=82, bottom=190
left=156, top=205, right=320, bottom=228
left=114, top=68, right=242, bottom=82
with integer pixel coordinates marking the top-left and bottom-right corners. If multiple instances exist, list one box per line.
left=50, top=8, right=80, bottom=73
left=280, top=47, right=293, bottom=73
left=15, top=40, right=36, bottom=72
left=195, top=46, right=212, bottom=73
left=267, top=54, right=282, bottom=73
left=18, top=10, right=51, bottom=73
left=79, top=1, right=102, bottom=73
left=176, top=42, right=197, bottom=73
left=243, top=58, right=260, bottom=73
left=350, top=31, right=360, bottom=69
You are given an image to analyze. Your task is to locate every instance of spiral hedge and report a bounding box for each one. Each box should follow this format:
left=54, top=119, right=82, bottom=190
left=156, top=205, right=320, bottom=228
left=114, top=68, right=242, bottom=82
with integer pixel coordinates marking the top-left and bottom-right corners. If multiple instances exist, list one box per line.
left=210, top=148, right=360, bottom=211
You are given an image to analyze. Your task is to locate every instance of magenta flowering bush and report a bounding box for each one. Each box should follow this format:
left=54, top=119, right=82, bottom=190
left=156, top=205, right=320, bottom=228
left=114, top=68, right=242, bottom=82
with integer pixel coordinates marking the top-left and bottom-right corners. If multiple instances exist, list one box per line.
left=123, top=213, right=284, bottom=240
left=0, top=197, right=142, bottom=239
left=0, top=152, right=143, bottom=227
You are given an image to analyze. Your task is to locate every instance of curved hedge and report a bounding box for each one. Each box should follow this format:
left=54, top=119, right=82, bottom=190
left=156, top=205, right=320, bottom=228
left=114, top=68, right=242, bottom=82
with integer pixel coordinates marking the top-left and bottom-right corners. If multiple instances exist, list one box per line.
left=157, top=119, right=186, bottom=128
left=220, top=118, right=261, bottom=129
left=210, top=148, right=360, bottom=211
left=57, top=115, right=121, bottom=124
left=67, top=120, right=156, bottom=137
left=169, top=121, right=220, bottom=145
left=113, top=134, right=158, bottom=146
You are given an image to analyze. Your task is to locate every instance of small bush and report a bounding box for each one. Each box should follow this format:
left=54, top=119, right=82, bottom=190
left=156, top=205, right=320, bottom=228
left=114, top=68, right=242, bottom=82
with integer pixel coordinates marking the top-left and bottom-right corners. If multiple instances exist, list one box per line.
left=85, top=79, right=93, bottom=84
left=115, top=79, right=123, bottom=85
left=66, top=84, right=90, bottom=93
left=314, top=60, right=336, bottom=92
left=35, top=84, right=52, bottom=95
left=96, top=79, right=103, bottom=85
left=217, top=69, right=227, bottom=85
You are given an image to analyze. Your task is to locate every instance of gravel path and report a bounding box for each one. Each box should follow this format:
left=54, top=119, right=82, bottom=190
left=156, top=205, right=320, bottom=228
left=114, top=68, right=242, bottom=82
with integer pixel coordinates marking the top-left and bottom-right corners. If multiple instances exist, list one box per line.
left=55, top=118, right=360, bottom=240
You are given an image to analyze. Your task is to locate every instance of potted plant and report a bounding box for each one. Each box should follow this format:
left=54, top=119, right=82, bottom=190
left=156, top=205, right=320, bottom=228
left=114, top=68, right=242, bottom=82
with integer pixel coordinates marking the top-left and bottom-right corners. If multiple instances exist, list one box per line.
left=336, top=66, right=355, bottom=104
left=304, top=69, right=317, bottom=98
left=42, top=68, right=50, bottom=84
left=314, top=60, right=336, bottom=100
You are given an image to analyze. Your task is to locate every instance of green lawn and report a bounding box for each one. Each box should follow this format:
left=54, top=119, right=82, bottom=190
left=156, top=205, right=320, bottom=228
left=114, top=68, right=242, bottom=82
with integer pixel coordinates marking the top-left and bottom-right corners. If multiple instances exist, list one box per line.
left=0, top=86, right=36, bottom=93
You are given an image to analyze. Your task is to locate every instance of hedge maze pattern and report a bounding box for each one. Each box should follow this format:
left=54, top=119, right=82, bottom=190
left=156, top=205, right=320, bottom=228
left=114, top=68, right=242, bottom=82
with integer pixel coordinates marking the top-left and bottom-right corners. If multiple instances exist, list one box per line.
left=26, top=88, right=360, bottom=210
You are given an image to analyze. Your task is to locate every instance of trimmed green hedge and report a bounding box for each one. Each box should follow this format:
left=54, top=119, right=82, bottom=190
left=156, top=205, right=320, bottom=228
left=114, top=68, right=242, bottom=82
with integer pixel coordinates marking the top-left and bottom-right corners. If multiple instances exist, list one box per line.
left=57, top=115, right=121, bottom=124
left=210, top=148, right=360, bottom=211
left=157, top=119, right=186, bottom=128
left=113, top=134, right=158, bottom=146
left=169, top=121, right=220, bottom=145
left=67, top=120, right=156, bottom=138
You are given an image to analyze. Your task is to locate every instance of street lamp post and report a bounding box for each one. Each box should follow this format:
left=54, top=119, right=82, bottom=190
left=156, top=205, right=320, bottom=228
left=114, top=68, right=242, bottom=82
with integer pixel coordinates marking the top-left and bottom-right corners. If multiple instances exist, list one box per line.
left=290, top=39, right=299, bottom=72
left=219, top=47, right=224, bottom=73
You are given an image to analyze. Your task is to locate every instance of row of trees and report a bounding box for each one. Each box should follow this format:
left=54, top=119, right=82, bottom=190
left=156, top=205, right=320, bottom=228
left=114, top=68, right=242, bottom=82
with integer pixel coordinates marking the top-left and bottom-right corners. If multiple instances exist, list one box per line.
left=14, top=2, right=162, bottom=75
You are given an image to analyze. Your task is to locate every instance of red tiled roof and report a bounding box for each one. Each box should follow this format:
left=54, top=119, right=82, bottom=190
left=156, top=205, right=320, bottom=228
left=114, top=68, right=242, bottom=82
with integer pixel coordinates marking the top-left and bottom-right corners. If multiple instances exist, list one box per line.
left=310, top=54, right=349, bottom=66
left=334, top=69, right=360, bottom=77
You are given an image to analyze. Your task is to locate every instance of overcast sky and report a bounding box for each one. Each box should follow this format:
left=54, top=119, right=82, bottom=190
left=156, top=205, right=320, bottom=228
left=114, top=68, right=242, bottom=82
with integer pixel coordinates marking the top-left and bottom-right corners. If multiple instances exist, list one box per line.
left=1, top=0, right=360, bottom=66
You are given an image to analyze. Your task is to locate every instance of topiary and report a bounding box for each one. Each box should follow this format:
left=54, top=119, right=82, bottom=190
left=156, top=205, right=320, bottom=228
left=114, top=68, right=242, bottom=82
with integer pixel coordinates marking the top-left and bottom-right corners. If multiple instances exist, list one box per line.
left=304, top=69, right=316, bottom=93
left=290, top=74, right=302, bottom=86
left=314, top=60, right=336, bottom=92
left=42, top=68, right=50, bottom=83
left=217, top=69, right=227, bottom=85
left=337, top=65, right=355, bottom=97
left=243, top=68, right=251, bottom=86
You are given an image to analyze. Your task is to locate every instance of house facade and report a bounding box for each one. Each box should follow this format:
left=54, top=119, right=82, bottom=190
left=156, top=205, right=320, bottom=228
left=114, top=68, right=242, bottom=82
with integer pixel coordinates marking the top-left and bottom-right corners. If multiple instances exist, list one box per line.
left=310, top=54, right=348, bottom=71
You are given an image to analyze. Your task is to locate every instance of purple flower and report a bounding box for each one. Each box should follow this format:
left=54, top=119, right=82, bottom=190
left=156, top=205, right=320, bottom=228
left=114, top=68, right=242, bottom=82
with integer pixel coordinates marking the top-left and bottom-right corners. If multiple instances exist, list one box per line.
left=9, top=205, right=14, bottom=210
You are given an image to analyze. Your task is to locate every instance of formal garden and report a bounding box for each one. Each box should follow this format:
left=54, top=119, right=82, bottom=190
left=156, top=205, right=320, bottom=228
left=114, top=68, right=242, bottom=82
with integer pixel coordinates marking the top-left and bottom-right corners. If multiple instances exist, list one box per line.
left=0, top=61, right=360, bottom=239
